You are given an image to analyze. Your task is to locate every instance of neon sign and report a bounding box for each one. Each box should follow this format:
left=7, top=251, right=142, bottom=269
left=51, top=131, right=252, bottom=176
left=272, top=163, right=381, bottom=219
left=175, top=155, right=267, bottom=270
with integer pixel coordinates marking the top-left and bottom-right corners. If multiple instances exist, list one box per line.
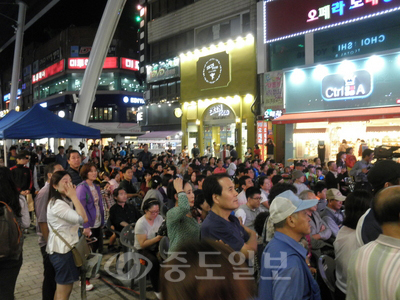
left=321, top=70, right=373, bottom=101
left=3, top=89, right=21, bottom=102
left=264, top=0, right=400, bottom=43
left=32, top=60, right=65, bottom=83
left=264, top=109, right=283, bottom=119
left=122, top=96, right=145, bottom=104
left=121, top=58, right=139, bottom=71
left=68, top=57, right=118, bottom=69
left=208, top=104, right=230, bottom=117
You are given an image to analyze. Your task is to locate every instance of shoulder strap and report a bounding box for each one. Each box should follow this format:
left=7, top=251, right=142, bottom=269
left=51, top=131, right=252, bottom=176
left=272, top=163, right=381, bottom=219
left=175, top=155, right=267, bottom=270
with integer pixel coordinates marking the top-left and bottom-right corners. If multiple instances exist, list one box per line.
left=48, top=223, right=74, bottom=251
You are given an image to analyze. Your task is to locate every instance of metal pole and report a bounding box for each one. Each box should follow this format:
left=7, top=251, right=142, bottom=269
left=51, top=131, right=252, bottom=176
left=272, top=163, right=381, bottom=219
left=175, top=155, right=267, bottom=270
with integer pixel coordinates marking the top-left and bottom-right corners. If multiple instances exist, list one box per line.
left=72, top=0, right=126, bottom=125
left=3, top=140, right=7, bottom=167
left=10, top=1, right=27, bottom=110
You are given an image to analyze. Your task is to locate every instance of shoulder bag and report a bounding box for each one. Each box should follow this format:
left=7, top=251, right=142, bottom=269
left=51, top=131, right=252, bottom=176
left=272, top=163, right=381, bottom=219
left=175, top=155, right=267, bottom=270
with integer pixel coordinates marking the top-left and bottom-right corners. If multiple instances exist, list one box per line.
left=49, top=224, right=90, bottom=267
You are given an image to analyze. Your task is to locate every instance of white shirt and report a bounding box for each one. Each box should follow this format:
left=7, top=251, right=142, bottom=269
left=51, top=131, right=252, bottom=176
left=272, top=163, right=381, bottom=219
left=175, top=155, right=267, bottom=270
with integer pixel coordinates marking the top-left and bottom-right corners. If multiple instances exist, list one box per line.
left=237, top=190, right=247, bottom=206
left=293, top=182, right=308, bottom=195
left=226, top=163, right=237, bottom=176
left=134, top=214, right=164, bottom=251
left=46, top=199, right=83, bottom=254
left=334, top=226, right=358, bottom=294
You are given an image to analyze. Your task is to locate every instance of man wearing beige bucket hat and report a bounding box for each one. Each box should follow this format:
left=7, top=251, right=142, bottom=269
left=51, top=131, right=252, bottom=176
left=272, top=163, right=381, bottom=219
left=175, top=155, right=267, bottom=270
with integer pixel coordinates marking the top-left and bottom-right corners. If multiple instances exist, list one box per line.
left=321, top=188, right=345, bottom=238
left=259, top=190, right=321, bottom=300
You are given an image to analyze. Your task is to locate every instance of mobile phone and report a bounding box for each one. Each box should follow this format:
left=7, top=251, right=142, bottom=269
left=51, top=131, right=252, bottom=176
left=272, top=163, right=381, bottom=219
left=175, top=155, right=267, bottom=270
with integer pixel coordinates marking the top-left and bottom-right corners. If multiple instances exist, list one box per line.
left=86, top=237, right=98, bottom=244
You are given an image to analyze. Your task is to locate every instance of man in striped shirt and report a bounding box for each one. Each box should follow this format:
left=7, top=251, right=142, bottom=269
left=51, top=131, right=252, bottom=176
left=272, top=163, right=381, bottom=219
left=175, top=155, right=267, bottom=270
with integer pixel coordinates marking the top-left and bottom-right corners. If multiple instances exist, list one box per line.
left=347, top=186, right=400, bottom=300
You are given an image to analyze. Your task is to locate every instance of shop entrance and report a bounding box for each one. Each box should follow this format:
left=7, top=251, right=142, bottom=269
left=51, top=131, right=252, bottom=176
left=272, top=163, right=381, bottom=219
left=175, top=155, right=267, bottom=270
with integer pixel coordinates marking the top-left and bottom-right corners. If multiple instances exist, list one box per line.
left=203, top=103, right=236, bottom=156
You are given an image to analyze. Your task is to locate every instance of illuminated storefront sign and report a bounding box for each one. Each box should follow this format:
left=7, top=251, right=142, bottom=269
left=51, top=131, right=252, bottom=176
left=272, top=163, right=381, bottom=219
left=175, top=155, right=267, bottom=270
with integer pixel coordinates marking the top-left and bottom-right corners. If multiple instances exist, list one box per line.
left=122, top=96, right=145, bottom=104
left=3, top=89, right=21, bottom=102
left=284, top=52, right=400, bottom=113
left=68, top=57, right=118, bottom=69
left=32, top=60, right=65, bottom=84
left=121, top=58, right=139, bottom=71
left=322, top=70, right=372, bottom=100
left=204, top=104, right=234, bottom=122
left=197, top=52, right=230, bottom=90
left=264, top=0, right=400, bottom=43
left=146, top=57, right=180, bottom=83
left=264, top=109, right=283, bottom=119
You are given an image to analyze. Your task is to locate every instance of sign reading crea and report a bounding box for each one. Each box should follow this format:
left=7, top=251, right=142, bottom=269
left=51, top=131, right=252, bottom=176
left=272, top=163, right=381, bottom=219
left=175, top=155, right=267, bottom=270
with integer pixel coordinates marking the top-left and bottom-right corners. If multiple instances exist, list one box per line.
left=204, top=103, right=235, bottom=123
left=197, top=52, right=230, bottom=90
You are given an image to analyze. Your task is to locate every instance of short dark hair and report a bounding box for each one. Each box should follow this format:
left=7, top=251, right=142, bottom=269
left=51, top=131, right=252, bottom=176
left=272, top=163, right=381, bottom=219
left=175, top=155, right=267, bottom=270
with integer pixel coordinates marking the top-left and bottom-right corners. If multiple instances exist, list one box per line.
left=373, top=186, right=400, bottom=226
left=16, top=151, right=29, bottom=160
left=203, top=174, right=231, bottom=207
left=246, top=187, right=261, bottom=199
left=79, top=163, right=97, bottom=180
left=121, top=166, right=131, bottom=174
left=266, top=168, right=276, bottom=177
left=327, top=161, right=335, bottom=168
left=258, top=176, right=268, bottom=187
left=113, top=187, right=125, bottom=199
left=313, top=157, right=320, bottom=163
left=314, top=181, right=327, bottom=195
left=162, top=174, right=173, bottom=187
left=196, top=174, right=206, bottom=185
left=254, top=211, right=269, bottom=236
left=239, top=176, right=251, bottom=188
left=44, top=163, right=61, bottom=178
left=271, top=175, right=283, bottom=186
left=346, top=147, right=353, bottom=154
left=167, top=179, right=188, bottom=202
left=67, top=150, right=80, bottom=160
left=362, top=149, right=374, bottom=159
left=268, top=183, right=297, bottom=205
left=142, top=198, right=160, bottom=212
left=342, top=190, right=372, bottom=229
left=58, top=146, right=64, bottom=150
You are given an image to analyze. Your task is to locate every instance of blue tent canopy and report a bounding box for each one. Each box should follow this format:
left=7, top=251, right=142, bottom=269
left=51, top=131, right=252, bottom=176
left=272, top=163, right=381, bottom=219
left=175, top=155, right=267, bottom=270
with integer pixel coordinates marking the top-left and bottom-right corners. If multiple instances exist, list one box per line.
left=0, top=104, right=101, bottom=139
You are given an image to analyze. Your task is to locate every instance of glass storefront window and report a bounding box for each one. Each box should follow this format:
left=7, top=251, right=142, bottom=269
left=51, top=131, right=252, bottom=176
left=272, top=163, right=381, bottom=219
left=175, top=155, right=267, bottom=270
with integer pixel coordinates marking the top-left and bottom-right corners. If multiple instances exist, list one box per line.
left=121, top=76, right=144, bottom=93
left=126, top=107, right=138, bottom=122
left=90, top=107, right=113, bottom=122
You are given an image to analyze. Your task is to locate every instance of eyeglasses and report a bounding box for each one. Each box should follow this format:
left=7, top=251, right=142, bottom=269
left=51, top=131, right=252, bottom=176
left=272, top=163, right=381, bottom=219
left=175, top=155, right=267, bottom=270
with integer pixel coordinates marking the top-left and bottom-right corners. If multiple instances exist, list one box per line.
left=148, top=210, right=160, bottom=215
left=251, top=197, right=262, bottom=201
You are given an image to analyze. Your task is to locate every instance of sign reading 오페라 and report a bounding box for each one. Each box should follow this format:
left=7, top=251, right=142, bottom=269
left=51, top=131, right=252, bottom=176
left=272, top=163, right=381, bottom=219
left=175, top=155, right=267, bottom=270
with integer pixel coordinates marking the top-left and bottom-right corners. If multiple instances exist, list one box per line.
left=197, top=52, right=230, bottom=90
left=264, top=0, right=400, bottom=43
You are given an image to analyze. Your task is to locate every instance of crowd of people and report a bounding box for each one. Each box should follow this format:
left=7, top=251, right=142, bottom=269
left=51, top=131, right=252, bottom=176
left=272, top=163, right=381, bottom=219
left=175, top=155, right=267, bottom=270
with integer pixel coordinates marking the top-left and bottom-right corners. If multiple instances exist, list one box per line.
left=1, top=141, right=399, bottom=300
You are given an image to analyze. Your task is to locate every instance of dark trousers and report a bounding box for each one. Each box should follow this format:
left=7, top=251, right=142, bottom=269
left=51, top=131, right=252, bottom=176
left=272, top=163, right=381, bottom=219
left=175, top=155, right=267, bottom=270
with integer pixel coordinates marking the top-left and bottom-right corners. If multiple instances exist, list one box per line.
left=40, top=245, right=56, bottom=300
left=90, top=227, right=104, bottom=254
left=0, top=254, right=23, bottom=300
left=139, top=248, right=160, bottom=293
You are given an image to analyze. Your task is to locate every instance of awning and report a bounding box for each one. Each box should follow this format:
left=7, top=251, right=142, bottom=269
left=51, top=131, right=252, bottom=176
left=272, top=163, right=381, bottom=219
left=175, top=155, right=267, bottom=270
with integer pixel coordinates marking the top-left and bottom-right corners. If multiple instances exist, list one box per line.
left=139, top=131, right=180, bottom=139
left=272, top=106, right=400, bottom=124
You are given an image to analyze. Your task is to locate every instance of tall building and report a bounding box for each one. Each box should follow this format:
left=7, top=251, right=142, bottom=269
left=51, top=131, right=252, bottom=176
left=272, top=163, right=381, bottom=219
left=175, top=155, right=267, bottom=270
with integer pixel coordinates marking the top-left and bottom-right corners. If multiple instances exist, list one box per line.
left=139, top=0, right=258, bottom=158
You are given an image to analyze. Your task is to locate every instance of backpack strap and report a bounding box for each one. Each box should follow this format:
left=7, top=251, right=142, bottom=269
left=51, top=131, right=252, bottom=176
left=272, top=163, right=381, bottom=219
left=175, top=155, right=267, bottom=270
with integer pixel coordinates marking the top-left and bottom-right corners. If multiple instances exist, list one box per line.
left=0, top=201, right=22, bottom=244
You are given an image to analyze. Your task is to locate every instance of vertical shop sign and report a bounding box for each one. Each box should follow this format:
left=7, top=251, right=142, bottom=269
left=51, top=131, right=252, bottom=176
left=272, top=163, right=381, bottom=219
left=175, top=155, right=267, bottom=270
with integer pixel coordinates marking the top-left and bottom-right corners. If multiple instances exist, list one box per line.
left=263, top=71, right=283, bottom=110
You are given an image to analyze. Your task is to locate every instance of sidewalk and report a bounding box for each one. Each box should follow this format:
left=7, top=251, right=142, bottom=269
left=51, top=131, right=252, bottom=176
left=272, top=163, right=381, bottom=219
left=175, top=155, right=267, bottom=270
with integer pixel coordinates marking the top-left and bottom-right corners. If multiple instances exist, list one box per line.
left=14, top=227, right=156, bottom=300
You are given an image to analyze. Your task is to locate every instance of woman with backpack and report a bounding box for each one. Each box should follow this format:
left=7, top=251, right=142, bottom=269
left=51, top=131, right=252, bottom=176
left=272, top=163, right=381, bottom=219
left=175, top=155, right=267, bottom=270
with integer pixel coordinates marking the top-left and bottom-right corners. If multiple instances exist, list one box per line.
left=0, top=167, right=30, bottom=300
left=46, top=170, right=88, bottom=300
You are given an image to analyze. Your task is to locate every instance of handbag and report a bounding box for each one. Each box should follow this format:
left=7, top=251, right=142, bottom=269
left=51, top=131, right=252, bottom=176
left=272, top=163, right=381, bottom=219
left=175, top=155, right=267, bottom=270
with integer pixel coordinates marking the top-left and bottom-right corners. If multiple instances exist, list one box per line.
left=49, top=224, right=90, bottom=267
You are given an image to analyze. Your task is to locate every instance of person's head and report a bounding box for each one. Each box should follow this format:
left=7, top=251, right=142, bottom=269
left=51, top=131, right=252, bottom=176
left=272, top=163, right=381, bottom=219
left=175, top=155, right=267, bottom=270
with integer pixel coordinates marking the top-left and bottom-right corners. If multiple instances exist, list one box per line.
left=209, top=157, right=215, bottom=165
left=160, top=239, right=256, bottom=300
left=346, top=147, right=354, bottom=155
left=194, top=192, right=210, bottom=213
left=327, top=161, right=337, bottom=172
left=190, top=171, right=198, bottom=183
left=216, top=158, right=223, bottom=168
left=292, top=170, right=305, bottom=183
left=271, top=175, right=284, bottom=186
left=16, top=151, right=30, bottom=165
left=154, top=163, right=163, bottom=173
left=58, top=146, right=65, bottom=154
left=342, top=190, right=372, bottom=229
left=80, top=163, right=98, bottom=181
left=314, top=181, right=327, bottom=199
left=267, top=168, right=277, bottom=178
left=342, top=139, right=347, bottom=144
left=167, top=179, right=195, bottom=207
left=258, top=176, right=272, bottom=192
left=298, top=189, right=318, bottom=212
left=113, top=187, right=128, bottom=204
left=196, top=174, right=206, bottom=187
left=162, top=174, right=173, bottom=188
left=150, top=175, right=162, bottom=190
left=120, top=166, right=132, bottom=181
left=268, top=190, right=317, bottom=241
left=245, top=187, right=262, bottom=209
left=254, top=211, right=270, bottom=236
left=67, top=150, right=81, bottom=169
left=294, top=162, right=304, bottom=171
left=326, top=188, right=345, bottom=211
left=316, top=167, right=323, bottom=178
left=373, top=186, right=400, bottom=229
left=268, top=182, right=298, bottom=205
left=239, top=175, right=254, bottom=191
left=244, top=168, right=254, bottom=179
left=49, top=171, right=72, bottom=201
left=201, top=156, right=207, bottom=165
left=362, top=149, right=374, bottom=162
left=142, top=199, right=160, bottom=220
left=367, top=160, right=400, bottom=195
left=203, top=174, right=238, bottom=210
left=0, top=167, right=21, bottom=217
left=143, top=144, right=149, bottom=152
left=9, top=146, right=17, bottom=155
left=307, top=165, right=316, bottom=174
left=251, top=160, right=259, bottom=168
left=260, top=163, right=268, bottom=173
left=224, top=157, right=231, bottom=165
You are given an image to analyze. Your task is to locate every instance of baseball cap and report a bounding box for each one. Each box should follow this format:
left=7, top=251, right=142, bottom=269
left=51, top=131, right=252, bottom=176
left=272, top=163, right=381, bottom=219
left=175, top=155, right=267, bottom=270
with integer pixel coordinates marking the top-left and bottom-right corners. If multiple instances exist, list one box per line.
left=292, top=170, right=305, bottom=180
left=269, top=190, right=318, bottom=225
left=326, top=188, right=346, bottom=201
left=367, top=160, right=400, bottom=192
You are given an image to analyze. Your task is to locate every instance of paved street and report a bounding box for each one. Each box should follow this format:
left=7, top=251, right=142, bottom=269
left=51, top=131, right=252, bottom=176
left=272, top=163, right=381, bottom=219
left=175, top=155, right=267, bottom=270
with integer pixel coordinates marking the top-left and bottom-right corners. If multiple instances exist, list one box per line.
left=14, top=227, right=157, bottom=300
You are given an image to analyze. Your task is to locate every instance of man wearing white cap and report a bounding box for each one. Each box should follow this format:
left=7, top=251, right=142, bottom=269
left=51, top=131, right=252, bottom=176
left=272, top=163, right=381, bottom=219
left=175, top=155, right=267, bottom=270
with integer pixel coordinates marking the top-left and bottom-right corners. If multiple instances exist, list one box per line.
left=259, top=190, right=321, bottom=300
left=320, top=188, right=345, bottom=238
